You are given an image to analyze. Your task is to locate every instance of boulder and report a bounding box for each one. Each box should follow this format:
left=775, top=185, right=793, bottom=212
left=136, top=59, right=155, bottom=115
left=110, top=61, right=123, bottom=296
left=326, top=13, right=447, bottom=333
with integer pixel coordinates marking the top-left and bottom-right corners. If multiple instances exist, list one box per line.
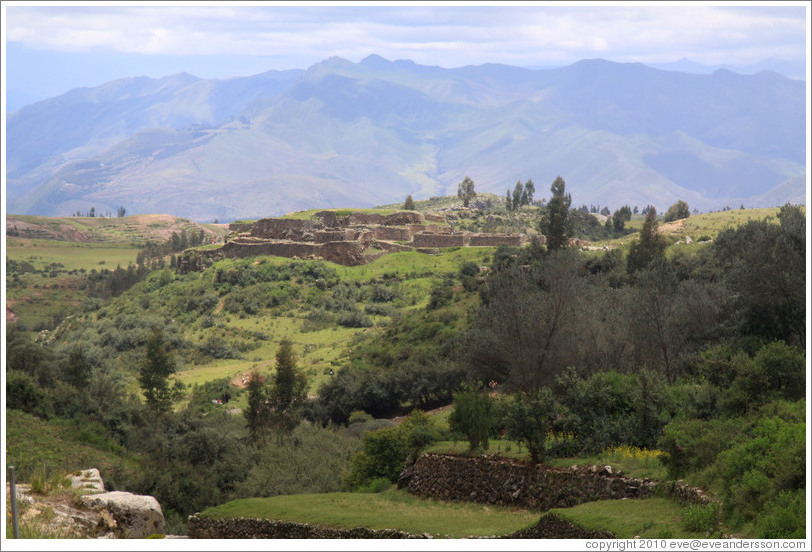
left=70, top=468, right=105, bottom=493
left=81, top=491, right=165, bottom=538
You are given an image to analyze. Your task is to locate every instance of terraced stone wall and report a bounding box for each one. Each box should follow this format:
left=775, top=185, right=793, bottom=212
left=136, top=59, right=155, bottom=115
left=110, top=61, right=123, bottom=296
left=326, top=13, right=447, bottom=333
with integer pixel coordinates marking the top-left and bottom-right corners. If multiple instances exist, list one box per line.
left=412, top=233, right=467, bottom=248
left=398, top=453, right=657, bottom=511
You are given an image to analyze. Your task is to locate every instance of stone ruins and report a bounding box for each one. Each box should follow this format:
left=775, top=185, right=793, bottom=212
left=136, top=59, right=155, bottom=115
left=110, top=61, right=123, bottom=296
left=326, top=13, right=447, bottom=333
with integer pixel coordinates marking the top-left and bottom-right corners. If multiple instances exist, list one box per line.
left=178, top=210, right=527, bottom=270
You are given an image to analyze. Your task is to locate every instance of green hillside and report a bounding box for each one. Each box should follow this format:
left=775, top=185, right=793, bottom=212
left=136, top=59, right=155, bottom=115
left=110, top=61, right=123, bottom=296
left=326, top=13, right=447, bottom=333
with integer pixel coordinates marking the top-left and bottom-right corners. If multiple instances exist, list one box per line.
left=5, top=201, right=805, bottom=538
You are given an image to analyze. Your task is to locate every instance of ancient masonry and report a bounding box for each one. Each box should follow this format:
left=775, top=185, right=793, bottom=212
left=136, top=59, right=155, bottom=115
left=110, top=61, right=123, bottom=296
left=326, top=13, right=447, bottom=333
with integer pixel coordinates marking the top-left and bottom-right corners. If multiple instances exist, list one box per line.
left=178, top=210, right=526, bottom=270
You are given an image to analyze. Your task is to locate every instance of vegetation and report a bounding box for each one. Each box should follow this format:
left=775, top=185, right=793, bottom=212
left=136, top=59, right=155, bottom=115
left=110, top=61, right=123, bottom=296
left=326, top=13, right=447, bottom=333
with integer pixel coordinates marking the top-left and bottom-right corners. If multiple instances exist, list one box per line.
left=5, top=191, right=805, bottom=538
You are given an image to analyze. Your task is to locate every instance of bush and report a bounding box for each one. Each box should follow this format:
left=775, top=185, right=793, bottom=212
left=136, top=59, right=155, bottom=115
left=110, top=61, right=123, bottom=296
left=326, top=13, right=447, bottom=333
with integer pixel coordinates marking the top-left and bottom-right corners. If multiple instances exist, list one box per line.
left=756, top=489, right=806, bottom=539
left=502, top=389, right=556, bottom=462
left=448, top=384, right=492, bottom=452
left=657, top=417, right=743, bottom=479
left=711, top=402, right=805, bottom=529
left=681, top=503, right=718, bottom=533
left=345, top=411, right=440, bottom=489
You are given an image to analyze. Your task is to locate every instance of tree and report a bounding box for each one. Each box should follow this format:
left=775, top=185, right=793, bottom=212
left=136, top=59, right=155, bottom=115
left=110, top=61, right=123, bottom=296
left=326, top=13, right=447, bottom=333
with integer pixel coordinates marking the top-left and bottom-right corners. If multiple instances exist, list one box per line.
left=524, top=179, right=535, bottom=205
left=457, top=176, right=476, bottom=207
left=613, top=205, right=632, bottom=232
left=244, top=371, right=271, bottom=442
left=448, top=383, right=492, bottom=452
left=663, top=200, right=690, bottom=223
left=627, top=207, right=668, bottom=274
left=505, top=189, right=512, bottom=212
left=539, top=175, right=572, bottom=251
left=89, top=207, right=96, bottom=218
left=138, top=327, right=184, bottom=431
left=466, top=251, right=585, bottom=391
left=503, top=389, right=557, bottom=463
left=268, top=340, right=308, bottom=440
left=512, top=181, right=523, bottom=211
left=403, top=195, right=416, bottom=211
left=117, top=206, right=126, bottom=218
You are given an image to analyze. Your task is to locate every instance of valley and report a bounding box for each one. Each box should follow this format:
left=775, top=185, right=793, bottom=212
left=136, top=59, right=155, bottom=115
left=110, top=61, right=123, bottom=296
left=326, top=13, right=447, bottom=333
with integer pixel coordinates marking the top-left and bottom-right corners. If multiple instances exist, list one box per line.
left=4, top=194, right=806, bottom=540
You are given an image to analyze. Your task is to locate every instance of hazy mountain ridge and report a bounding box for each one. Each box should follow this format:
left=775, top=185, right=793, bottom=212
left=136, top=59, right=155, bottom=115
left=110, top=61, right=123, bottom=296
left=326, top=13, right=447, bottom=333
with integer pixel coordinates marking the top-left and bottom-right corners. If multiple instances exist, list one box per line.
left=6, top=56, right=805, bottom=221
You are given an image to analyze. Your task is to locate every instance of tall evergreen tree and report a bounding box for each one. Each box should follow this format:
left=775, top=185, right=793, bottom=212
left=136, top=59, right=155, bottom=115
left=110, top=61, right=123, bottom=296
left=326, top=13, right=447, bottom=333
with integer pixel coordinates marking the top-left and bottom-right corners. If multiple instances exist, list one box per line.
left=245, top=371, right=271, bottom=442
left=627, top=207, right=668, bottom=274
left=540, top=175, right=572, bottom=251
left=512, top=181, right=523, bottom=210
left=524, top=179, right=535, bottom=205
left=268, top=340, right=307, bottom=441
left=505, top=189, right=512, bottom=212
left=138, top=327, right=183, bottom=431
left=403, top=195, right=416, bottom=211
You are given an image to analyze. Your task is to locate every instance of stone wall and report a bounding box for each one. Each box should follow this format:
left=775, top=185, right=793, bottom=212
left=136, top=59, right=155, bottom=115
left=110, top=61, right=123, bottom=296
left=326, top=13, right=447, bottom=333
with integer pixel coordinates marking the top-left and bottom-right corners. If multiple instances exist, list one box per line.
left=186, top=512, right=615, bottom=539
left=249, top=218, right=322, bottom=241
left=399, top=453, right=658, bottom=511
left=315, top=229, right=353, bottom=243
left=413, top=233, right=467, bottom=248
left=373, top=226, right=411, bottom=241
left=187, top=516, right=429, bottom=539
left=227, top=222, right=253, bottom=233
left=177, top=240, right=369, bottom=269
left=469, top=234, right=525, bottom=247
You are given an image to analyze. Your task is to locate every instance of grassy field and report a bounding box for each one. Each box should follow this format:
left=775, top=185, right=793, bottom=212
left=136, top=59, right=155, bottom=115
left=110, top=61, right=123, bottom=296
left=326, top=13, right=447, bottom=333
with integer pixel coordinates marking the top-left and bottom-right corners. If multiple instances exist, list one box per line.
left=6, top=237, right=140, bottom=270
left=197, top=488, right=540, bottom=538
left=550, top=498, right=713, bottom=539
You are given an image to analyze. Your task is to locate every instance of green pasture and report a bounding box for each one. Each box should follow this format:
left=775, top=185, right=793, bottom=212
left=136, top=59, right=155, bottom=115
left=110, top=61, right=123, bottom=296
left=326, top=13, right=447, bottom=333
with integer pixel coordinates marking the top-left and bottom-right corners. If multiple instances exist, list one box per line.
left=197, top=488, right=539, bottom=538
left=549, top=498, right=713, bottom=539
left=6, top=237, right=140, bottom=271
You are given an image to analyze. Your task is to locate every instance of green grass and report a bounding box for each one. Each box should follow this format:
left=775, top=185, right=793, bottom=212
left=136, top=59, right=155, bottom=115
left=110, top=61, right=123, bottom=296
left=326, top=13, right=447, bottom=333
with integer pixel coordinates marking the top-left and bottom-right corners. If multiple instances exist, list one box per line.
left=549, top=498, right=713, bottom=539
left=6, top=238, right=140, bottom=271
left=197, top=488, right=539, bottom=538
left=280, top=207, right=400, bottom=220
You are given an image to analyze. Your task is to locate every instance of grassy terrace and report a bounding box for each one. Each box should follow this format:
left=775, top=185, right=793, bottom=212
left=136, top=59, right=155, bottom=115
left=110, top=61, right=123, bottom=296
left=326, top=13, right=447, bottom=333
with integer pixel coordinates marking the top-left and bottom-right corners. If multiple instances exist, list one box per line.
left=550, top=498, right=711, bottom=539
left=197, top=488, right=540, bottom=538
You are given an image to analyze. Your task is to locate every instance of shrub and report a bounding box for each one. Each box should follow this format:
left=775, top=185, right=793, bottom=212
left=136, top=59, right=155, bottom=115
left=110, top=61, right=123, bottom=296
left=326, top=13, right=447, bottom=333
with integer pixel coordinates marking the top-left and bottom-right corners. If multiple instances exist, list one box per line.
left=345, top=411, right=440, bottom=489
left=448, top=384, right=492, bottom=452
left=756, top=489, right=806, bottom=539
left=681, top=503, right=718, bottom=533
left=502, top=388, right=556, bottom=462
left=657, top=417, right=743, bottom=479
left=711, top=403, right=805, bottom=529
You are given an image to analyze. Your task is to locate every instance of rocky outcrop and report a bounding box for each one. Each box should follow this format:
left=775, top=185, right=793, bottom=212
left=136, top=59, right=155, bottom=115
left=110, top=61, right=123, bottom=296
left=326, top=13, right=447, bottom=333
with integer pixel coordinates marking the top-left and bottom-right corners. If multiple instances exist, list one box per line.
left=399, top=453, right=658, bottom=511
left=187, top=516, right=430, bottom=539
left=80, top=491, right=165, bottom=538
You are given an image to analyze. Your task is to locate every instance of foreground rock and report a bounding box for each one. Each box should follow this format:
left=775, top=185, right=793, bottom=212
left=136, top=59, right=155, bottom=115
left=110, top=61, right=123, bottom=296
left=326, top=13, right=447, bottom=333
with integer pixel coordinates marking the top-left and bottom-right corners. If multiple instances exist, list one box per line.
left=80, top=491, right=165, bottom=538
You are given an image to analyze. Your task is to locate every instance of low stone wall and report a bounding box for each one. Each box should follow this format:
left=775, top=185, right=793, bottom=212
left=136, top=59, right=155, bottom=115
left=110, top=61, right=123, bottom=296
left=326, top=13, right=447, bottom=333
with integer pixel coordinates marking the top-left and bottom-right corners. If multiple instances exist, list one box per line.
left=228, top=222, right=253, bottom=233
left=187, top=516, right=429, bottom=539
left=374, top=226, right=411, bottom=241
left=315, top=229, right=353, bottom=243
left=177, top=240, right=369, bottom=269
left=186, top=512, right=614, bottom=539
left=413, top=233, right=466, bottom=248
left=507, top=514, right=615, bottom=539
left=399, top=453, right=658, bottom=511
left=469, top=234, right=525, bottom=247
left=249, top=218, right=322, bottom=241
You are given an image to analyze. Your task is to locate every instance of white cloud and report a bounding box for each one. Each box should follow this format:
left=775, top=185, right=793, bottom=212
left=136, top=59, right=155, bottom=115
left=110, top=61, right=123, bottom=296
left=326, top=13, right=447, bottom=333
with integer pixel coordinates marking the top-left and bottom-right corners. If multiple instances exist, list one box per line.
left=3, top=3, right=807, bottom=68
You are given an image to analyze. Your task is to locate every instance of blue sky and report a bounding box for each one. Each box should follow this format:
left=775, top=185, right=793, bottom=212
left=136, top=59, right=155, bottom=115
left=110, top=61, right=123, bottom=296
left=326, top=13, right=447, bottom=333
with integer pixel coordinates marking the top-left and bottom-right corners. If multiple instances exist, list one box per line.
left=3, top=2, right=809, bottom=111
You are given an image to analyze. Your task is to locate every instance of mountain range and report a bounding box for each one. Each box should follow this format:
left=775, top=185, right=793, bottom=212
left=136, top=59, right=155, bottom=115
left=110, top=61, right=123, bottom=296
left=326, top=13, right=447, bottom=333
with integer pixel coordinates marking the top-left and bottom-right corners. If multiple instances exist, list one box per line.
left=6, top=55, right=806, bottom=222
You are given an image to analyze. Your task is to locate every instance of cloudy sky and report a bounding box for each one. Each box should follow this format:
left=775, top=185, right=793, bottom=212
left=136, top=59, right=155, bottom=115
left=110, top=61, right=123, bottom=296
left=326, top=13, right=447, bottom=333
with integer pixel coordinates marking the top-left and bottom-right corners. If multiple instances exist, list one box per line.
left=3, top=2, right=808, bottom=110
